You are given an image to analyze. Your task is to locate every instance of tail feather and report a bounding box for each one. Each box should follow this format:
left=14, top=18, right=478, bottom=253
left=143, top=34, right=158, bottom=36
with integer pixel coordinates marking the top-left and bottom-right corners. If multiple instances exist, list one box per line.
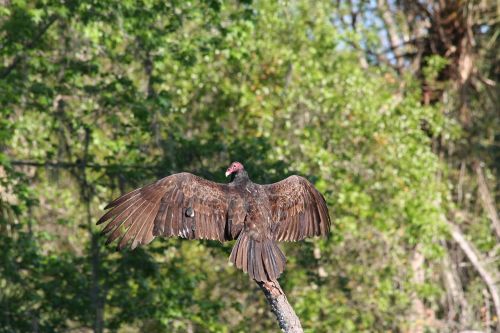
left=230, top=233, right=286, bottom=281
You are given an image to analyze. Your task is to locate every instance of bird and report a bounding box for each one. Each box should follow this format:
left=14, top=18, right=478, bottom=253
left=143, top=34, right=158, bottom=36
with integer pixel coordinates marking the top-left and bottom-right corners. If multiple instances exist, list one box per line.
left=97, top=161, right=330, bottom=282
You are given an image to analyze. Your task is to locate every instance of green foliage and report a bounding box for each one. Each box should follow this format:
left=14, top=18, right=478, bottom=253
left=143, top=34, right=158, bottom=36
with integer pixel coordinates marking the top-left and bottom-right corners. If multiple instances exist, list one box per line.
left=423, top=55, right=449, bottom=84
left=1, top=0, right=478, bottom=332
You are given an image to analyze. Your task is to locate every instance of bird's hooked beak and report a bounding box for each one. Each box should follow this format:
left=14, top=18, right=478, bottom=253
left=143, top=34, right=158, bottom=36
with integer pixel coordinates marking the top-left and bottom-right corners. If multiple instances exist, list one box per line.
left=225, top=170, right=231, bottom=177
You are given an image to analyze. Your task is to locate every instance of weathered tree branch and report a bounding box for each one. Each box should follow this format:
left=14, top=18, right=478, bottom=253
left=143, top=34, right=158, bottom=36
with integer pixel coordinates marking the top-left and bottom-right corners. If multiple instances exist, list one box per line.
left=10, top=159, right=155, bottom=171
left=256, top=280, right=303, bottom=333
left=448, top=222, right=500, bottom=331
left=377, top=0, right=404, bottom=74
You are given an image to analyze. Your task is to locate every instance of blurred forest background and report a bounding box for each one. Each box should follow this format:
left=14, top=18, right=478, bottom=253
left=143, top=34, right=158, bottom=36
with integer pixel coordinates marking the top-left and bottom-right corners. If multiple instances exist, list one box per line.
left=0, top=0, right=499, bottom=332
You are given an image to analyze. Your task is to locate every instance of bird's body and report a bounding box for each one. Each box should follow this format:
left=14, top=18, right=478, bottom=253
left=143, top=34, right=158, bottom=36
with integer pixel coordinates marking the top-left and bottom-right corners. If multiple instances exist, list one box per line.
left=231, top=170, right=271, bottom=241
left=98, top=162, right=330, bottom=282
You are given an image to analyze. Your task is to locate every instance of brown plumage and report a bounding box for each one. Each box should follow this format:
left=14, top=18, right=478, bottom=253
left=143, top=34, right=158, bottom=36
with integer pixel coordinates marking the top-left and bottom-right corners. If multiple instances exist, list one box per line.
left=97, top=161, right=330, bottom=282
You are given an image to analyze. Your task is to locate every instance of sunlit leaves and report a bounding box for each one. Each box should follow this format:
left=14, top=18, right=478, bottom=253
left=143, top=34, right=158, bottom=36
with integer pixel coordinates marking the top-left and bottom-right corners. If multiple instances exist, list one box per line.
left=0, top=0, right=459, bottom=332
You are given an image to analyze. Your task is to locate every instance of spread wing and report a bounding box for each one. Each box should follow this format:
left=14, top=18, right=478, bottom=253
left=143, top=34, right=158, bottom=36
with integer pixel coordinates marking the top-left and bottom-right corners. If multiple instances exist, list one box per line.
left=263, top=175, right=330, bottom=242
left=97, top=172, right=245, bottom=250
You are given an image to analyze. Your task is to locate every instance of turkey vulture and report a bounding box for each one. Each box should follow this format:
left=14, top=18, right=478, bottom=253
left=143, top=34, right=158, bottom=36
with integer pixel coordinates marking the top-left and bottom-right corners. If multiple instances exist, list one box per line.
left=97, top=162, right=330, bottom=282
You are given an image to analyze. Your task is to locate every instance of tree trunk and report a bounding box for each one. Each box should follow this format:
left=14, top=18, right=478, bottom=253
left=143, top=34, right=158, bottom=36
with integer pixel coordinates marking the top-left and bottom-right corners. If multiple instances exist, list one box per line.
left=474, top=161, right=500, bottom=239
left=377, top=0, right=404, bottom=74
left=90, top=233, right=104, bottom=333
left=441, top=243, right=471, bottom=329
left=256, top=280, right=303, bottom=333
left=82, top=128, right=104, bottom=333
left=409, top=246, right=426, bottom=333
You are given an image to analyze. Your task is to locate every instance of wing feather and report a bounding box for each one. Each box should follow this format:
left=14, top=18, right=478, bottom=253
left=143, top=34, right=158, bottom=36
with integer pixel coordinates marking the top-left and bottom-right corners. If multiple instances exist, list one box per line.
left=98, top=172, right=246, bottom=249
left=264, top=175, right=330, bottom=242
left=119, top=201, right=156, bottom=250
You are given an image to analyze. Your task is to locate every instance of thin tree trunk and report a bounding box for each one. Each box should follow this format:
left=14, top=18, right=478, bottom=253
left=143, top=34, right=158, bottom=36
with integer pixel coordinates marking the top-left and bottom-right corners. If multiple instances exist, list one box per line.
left=90, top=231, right=104, bottom=333
left=81, top=128, right=104, bottom=333
left=409, top=246, right=426, bottom=333
left=474, top=161, right=500, bottom=239
left=256, top=280, right=303, bottom=333
left=377, top=0, right=404, bottom=73
left=448, top=222, right=500, bottom=331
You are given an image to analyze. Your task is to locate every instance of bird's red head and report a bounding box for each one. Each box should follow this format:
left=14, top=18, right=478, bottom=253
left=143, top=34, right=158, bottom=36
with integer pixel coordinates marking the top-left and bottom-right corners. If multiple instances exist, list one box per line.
left=225, top=161, right=244, bottom=177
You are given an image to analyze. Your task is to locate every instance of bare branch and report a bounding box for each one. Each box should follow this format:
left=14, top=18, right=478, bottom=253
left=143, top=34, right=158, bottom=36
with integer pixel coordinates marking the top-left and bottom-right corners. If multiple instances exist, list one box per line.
left=257, top=280, right=303, bottom=333
left=10, top=159, right=155, bottom=171
left=448, top=222, right=500, bottom=331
